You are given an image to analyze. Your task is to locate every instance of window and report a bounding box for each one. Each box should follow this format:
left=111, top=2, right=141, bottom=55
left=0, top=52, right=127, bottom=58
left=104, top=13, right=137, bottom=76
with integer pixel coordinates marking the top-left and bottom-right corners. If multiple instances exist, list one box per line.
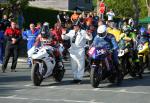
left=84, top=0, right=91, bottom=4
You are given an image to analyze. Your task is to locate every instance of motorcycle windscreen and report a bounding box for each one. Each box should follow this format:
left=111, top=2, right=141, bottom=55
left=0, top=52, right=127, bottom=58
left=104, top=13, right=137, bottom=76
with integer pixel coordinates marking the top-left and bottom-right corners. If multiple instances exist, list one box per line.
left=88, top=47, right=108, bottom=60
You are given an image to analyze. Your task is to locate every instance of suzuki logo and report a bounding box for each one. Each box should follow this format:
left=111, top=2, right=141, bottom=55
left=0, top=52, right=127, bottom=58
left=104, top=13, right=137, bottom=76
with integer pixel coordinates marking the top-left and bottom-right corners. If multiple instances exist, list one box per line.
left=97, top=49, right=105, bottom=54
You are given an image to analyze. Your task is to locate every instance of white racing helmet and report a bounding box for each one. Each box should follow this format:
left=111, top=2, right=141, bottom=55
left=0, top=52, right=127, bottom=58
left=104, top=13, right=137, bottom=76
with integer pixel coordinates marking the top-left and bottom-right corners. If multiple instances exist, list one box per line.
left=97, top=25, right=107, bottom=34
left=97, top=25, right=107, bottom=38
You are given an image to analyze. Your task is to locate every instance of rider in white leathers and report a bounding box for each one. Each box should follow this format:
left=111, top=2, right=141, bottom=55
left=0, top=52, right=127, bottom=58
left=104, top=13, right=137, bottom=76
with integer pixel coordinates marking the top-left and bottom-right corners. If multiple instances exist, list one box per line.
left=62, top=21, right=92, bottom=83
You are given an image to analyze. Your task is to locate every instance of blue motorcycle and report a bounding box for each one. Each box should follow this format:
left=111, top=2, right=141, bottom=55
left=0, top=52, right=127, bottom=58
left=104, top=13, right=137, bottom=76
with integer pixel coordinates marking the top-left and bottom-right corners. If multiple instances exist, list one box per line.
left=88, top=46, right=118, bottom=88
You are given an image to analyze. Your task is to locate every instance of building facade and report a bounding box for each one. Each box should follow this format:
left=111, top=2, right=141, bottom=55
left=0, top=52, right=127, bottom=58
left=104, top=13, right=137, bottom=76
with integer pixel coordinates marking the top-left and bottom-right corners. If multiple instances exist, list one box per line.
left=29, top=0, right=93, bottom=11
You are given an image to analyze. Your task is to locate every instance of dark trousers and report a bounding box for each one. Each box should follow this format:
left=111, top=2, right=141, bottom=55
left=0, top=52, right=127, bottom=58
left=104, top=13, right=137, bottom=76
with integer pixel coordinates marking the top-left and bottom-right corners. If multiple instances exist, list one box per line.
left=2, top=45, right=19, bottom=70
left=0, top=44, right=4, bottom=63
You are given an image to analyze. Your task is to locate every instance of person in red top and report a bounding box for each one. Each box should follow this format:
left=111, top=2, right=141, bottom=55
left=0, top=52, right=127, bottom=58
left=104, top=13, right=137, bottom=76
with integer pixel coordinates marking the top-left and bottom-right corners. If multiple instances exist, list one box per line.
left=2, top=21, right=21, bottom=73
left=51, top=23, right=63, bottom=43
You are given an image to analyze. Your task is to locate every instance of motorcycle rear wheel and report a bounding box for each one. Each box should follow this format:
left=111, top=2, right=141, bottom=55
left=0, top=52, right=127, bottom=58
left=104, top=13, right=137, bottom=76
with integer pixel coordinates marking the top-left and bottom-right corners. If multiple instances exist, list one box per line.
left=53, top=66, right=65, bottom=82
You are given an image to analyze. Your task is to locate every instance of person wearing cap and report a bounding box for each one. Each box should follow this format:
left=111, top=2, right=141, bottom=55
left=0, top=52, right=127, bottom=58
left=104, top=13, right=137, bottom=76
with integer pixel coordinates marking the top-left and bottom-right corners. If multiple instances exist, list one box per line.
left=92, top=24, right=122, bottom=85
left=62, top=21, right=92, bottom=84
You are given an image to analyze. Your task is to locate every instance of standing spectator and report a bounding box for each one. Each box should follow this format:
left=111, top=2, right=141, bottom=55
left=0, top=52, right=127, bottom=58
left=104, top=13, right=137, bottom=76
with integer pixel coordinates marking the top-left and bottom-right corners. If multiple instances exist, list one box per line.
left=22, top=23, right=39, bottom=67
left=51, top=23, right=63, bottom=43
left=118, top=17, right=126, bottom=29
left=0, top=23, right=4, bottom=64
left=99, top=0, right=105, bottom=20
left=2, top=21, right=21, bottom=73
left=62, top=22, right=72, bottom=60
left=78, top=14, right=86, bottom=29
left=147, top=24, right=150, bottom=47
left=63, top=11, right=70, bottom=25
left=71, top=11, right=79, bottom=23
left=93, top=12, right=99, bottom=28
left=1, top=15, right=10, bottom=31
left=57, top=12, right=66, bottom=25
left=81, top=11, right=86, bottom=18
left=57, top=12, right=63, bottom=23
left=85, top=13, right=93, bottom=27
left=128, top=17, right=134, bottom=27
left=36, top=22, right=42, bottom=32
left=62, top=21, right=92, bottom=84
left=84, top=21, right=96, bottom=44
left=0, top=8, right=5, bottom=20
left=18, top=12, right=24, bottom=30
left=106, top=9, right=115, bottom=22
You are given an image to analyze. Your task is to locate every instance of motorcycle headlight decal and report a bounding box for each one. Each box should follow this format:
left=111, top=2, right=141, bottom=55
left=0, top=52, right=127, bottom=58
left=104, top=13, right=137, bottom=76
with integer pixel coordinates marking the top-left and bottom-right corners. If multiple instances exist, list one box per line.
left=96, top=49, right=106, bottom=55
left=88, top=47, right=95, bottom=56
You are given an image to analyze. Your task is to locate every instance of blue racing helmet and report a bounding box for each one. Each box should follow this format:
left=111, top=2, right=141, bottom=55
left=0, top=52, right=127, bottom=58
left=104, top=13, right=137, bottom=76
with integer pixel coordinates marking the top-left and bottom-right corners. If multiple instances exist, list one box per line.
left=139, top=27, right=146, bottom=35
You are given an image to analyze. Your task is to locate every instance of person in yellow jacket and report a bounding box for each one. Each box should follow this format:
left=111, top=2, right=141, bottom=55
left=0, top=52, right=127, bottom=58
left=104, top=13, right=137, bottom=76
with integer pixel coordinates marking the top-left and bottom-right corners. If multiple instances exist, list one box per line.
left=106, top=22, right=121, bottom=42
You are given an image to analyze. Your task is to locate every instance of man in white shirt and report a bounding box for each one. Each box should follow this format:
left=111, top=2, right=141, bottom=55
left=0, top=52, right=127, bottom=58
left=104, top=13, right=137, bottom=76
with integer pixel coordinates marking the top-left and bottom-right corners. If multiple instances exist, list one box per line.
left=106, top=9, right=115, bottom=21
left=62, top=22, right=92, bottom=84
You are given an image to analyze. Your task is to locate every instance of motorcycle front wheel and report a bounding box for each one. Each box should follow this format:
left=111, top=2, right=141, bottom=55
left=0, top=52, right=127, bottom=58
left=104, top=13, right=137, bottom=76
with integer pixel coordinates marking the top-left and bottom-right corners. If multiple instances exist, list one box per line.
left=31, top=63, right=43, bottom=86
left=90, top=66, right=101, bottom=88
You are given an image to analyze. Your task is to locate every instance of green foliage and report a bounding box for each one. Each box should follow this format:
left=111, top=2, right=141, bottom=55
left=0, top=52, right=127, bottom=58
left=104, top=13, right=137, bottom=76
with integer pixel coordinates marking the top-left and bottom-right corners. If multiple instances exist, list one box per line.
left=93, top=0, right=97, bottom=8
left=7, top=0, right=29, bottom=9
left=93, top=0, right=148, bottom=18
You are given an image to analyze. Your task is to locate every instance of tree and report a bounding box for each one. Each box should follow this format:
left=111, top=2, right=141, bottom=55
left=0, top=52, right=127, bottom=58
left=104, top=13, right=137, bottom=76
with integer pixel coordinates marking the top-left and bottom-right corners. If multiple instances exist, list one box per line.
left=93, top=0, right=148, bottom=18
left=131, top=0, right=140, bottom=25
left=104, top=0, right=134, bottom=17
left=146, top=0, right=150, bottom=26
left=146, top=0, right=150, bottom=16
left=6, top=0, right=29, bottom=19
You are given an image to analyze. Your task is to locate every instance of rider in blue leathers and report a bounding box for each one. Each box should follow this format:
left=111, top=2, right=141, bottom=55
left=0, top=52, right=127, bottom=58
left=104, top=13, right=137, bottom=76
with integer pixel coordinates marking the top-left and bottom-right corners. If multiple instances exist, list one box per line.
left=22, top=23, right=40, bottom=66
left=137, top=27, right=149, bottom=45
left=92, top=25, right=122, bottom=84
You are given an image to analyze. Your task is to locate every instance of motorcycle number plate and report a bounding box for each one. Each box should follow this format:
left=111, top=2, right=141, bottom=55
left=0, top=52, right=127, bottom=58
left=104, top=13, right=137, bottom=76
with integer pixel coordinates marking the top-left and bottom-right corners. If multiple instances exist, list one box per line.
left=118, top=50, right=125, bottom=57
left=138, top=44, right=143, bottom=51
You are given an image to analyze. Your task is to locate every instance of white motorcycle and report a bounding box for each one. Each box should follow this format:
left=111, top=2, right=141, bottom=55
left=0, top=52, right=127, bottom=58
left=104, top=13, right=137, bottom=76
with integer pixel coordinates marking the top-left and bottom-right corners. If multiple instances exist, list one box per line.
left=28, top=45, right=65, bottom=86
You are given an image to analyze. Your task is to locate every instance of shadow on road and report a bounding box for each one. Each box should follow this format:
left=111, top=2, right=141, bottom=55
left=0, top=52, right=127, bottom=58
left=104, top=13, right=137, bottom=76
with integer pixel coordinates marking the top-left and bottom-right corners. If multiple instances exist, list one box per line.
left=0, top=75, right=31, bottom=84
left=0, top=87, right=23, bottom=96
left=105, top=72, right=150, bottom=88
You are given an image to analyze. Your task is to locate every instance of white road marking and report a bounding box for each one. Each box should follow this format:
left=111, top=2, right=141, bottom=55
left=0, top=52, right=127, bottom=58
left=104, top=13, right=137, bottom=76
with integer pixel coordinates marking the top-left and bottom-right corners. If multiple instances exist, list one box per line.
left=93, top=88, right=100, bottom=91
left=44, top=86, right=150, bottom=94
left=47, top=86, right=57, bottom=88
left=15, top=89, right=26, bottom=92
left=0, top=96, right=104, bottom=103
left=24, top=84, right=33, bottom=87
left=1, top=83, right=150, bottom=95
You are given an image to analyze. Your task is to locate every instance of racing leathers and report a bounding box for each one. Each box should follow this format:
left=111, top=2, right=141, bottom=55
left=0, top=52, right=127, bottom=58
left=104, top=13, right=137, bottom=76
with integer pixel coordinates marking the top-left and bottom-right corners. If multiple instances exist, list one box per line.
left=34, top=33, right=63, bottom=67
left=92, top=33, right=122, bottom=84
